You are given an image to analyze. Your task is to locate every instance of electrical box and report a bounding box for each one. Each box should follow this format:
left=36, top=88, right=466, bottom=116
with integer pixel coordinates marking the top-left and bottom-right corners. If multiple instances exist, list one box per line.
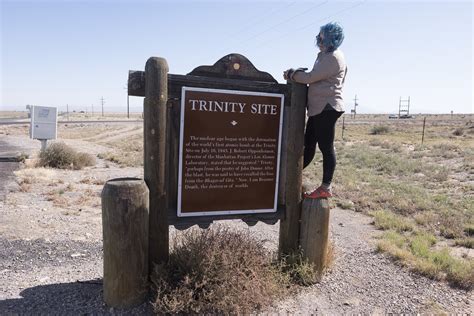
left=30, top=106, right=57, bottom=140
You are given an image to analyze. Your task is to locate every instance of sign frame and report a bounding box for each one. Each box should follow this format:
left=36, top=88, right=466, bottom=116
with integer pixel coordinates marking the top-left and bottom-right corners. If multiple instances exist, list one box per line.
left=177, top=86, right=285, bottom=217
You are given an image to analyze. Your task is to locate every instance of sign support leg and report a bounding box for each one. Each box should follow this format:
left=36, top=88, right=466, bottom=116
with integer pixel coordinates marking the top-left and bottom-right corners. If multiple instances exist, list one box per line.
left=278, top=81, right=307, bottom=256
left=40, top=139, right=48, bottom=152
left=144, top=57, right=169, bottom=274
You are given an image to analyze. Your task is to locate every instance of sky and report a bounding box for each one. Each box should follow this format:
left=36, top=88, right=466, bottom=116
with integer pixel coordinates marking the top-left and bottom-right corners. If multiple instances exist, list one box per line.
left=1, top=0, right=473, bottom=114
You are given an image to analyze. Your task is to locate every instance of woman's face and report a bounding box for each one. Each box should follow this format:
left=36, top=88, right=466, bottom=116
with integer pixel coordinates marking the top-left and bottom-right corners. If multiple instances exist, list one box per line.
left=317, top=31, right=326, bottom=52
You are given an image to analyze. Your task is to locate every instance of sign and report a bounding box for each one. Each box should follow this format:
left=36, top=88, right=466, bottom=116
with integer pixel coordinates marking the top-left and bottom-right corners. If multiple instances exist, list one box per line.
left=178, top=87, right=284, bottom=217
left=30, top=106, right=57, bottom=140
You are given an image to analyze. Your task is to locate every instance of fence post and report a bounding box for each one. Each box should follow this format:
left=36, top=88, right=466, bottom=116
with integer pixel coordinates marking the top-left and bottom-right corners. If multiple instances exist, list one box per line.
left=102, top=178, right=149, bottom=308
left=341, top=115, right=345, bottom=141
left=278, top=81, right=306, bottom=256
left=300, top=198, right=330, bottom=274
left=421, top=116, right=426, bottom=145
left=144, top=57, right=169, bottom=273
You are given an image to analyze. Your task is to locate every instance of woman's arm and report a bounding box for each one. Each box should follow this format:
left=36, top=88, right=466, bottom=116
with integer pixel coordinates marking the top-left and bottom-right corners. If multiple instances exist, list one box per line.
left=291, top=54, right=339, bottom=84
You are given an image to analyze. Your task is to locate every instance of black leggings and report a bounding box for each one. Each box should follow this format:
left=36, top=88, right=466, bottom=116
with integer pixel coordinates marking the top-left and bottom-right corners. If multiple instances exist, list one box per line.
left=303, top=109, right=343, bottom=185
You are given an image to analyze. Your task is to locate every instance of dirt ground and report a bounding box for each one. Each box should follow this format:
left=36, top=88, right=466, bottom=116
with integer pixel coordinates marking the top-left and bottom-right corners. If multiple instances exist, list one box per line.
left=0, top=121, right=472, bottom=314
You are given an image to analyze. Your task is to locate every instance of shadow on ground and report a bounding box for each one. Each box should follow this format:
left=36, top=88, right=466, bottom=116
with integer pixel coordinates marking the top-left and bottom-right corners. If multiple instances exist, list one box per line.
left=0, top=280, right=153, bottom=315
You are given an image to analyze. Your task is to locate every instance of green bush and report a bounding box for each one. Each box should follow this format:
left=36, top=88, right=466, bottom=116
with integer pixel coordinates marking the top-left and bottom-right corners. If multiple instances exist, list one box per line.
left=372, top=210, right=414, bottom=232
left=38, top=142, right=95, bottom=170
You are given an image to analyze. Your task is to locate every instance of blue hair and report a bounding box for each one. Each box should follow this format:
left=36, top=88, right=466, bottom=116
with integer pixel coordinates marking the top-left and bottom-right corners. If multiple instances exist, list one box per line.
left=318, top=22, right=344, bottom=52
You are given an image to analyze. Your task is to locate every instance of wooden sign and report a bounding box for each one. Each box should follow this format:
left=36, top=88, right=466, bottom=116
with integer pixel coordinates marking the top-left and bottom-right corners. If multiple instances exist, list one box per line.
left=178, top=87, right=284, bottom=217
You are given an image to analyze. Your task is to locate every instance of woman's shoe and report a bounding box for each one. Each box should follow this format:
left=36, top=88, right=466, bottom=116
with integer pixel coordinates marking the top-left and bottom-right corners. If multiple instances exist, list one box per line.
left=304, top=186, right=332, bottom=199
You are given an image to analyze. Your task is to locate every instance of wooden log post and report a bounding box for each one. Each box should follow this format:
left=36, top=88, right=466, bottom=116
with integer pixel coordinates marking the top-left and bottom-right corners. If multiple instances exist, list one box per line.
left=278, top=81, right=307, bottom=256
left=144, top=57, right=169, bottom=272
left=102, top=178, right=149, bottom=308
left=300, top=198, right=331, bottom=274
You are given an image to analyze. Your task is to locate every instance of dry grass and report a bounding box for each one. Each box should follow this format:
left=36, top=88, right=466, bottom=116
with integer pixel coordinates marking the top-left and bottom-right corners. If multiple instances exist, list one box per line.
left=306, top=115, right=474, bottom=288
left=80, top=177, right=105, bottom=185
left=371, top=210, right=414, bottom=232
left=152, top=226, right=336, bottom=314
left=75, top=188, right=96, bottom=205
left=376, top=231, right=474, bottom=290
left=14, top=168, right=58, bottom=184
left=0, top=111, right=28, bottom=119
left=152, top=226, right=290, bottom=314
left=96, top=131, right=143, bottom=167
left=59, top=124, right=125, bottom=140
left=45, top=189, right=69, bottom=207
left=37, top=142, right=95, bottom=170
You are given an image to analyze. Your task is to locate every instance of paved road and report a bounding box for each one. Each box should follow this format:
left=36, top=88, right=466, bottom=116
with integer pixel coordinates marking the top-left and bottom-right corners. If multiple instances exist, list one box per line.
left=0, top=120, right=142, bottom=126
left=0, top=141, right=21, bottom=201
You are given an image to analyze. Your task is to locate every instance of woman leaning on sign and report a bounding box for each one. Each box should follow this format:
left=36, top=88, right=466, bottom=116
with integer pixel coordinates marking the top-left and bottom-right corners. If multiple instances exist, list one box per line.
left=283, top=22, right=347, bottom=199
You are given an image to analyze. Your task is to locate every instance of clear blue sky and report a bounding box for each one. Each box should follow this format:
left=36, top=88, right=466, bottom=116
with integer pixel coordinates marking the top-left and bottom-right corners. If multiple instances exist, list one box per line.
left=1, top=0, right=473, bottom=114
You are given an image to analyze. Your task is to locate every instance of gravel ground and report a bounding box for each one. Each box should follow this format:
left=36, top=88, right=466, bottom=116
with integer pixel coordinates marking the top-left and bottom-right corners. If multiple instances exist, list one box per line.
left=264, top=209, right=473, bottom=314
left=0, top=131, right=472, bottom=314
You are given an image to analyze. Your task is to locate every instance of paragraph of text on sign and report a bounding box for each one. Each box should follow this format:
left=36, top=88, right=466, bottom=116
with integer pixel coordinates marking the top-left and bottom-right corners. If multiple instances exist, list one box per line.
left=183, top=135, right=277, bottom=190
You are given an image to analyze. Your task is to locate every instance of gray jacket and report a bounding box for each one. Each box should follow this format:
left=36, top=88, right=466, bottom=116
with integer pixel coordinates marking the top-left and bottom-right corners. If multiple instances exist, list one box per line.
left=292, top=49, right=347, bottom=116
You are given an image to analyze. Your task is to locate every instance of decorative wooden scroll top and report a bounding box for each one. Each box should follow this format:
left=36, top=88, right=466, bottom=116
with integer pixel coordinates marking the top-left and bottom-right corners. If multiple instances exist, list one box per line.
left=128, top=54, right=277, bottom=97
left=188, top=53, right=277, bottom=83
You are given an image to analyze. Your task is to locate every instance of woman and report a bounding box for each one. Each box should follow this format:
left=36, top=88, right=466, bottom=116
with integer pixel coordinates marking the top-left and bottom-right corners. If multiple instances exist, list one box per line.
left=283, top=22, right=347, bottom=199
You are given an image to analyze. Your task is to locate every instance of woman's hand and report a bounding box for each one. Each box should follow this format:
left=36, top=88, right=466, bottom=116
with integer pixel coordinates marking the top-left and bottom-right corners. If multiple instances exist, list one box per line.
left=283, top=68, right=294, bottom=80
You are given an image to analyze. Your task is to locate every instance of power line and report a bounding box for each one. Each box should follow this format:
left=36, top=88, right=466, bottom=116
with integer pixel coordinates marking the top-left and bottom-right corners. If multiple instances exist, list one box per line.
left=250, top=0, right=365, bottom=52
left=220, top=1, right=328, bottom=55
left=224, top=1, right=298, bottom=40
left=240, top=1, right=328, bottom=43
left=292, top=0, right=365, bottom=33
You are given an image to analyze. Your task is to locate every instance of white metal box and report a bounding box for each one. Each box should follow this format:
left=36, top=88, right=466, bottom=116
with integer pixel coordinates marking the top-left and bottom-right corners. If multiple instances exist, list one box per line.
left=30, top=106, right=58, bottom=140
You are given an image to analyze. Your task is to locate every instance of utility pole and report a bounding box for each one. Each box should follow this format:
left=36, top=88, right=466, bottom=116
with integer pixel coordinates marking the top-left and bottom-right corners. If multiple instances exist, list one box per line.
left=101, top=97, right=105, bottom=117
left=352, top=95, right=358, bottom=119
left=67, top=104, right=69, bottom=121
left=125, top=84, right=130, bottom=119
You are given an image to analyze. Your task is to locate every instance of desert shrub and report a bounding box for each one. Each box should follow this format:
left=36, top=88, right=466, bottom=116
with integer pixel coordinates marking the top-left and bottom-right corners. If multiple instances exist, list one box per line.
left=432, top=142, right=460, bottom=152
left=454, top=238, right=474, bottom=249
left=370, top=125, right=390, bottom=135
left=151, top=226, right=289, bottom=314
left=438, top=211, right=466, bottom=239
left=464, top=225, right=474, bottom=237
left=38, top=142, right=95, bottom=170
left=452, top=128, right=464, bottom=136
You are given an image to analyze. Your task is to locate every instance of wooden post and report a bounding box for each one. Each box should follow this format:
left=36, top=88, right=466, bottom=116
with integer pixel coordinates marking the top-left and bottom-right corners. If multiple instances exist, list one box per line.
left=144, top=57, right=169, bottom=272
left=278, top=81, right=307, bottom=256
left=300, top=198, right=330, bottom=274
left=102, top=178, right=149, bottom=308
left=421, top=116, right=426, bottom=145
